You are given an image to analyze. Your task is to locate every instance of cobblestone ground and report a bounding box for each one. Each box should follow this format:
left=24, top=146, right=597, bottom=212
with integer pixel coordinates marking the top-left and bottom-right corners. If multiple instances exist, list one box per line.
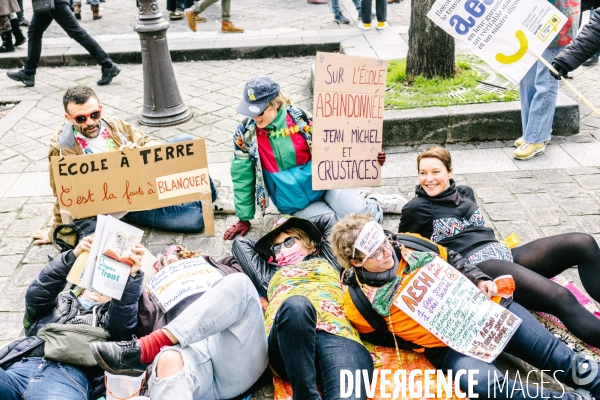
left=0, top=53, right=599, bottom=398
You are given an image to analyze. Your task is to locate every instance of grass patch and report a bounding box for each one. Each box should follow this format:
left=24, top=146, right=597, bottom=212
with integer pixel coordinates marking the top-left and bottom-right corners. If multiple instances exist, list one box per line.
left=385, top=56, right=519, bottom=110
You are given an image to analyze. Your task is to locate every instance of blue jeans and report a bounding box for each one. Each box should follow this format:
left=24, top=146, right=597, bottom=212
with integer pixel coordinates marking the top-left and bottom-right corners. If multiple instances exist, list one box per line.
left=268, top=296, right=374, bottom=400
left=519, top=46, right=564, bottom=143
left=424, top=301, right=600, bottom=399
left=0, top=358, right=89, bottom=400
left=148, top=274, right=268, bottom=400
left=331, top=0, right=361, bottom=15
left=122, top=134, right=218, bottom=233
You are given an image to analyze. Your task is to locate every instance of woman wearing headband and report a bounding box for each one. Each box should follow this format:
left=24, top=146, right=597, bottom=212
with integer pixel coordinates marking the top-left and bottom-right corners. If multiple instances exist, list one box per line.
left=330, top=214, right=598, bottom=400
left=232, top=214, right=373, bottom=400
left=398, top=146, right=600, bottom=348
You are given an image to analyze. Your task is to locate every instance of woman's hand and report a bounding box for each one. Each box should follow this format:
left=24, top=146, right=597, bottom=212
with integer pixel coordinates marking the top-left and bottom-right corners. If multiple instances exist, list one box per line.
left=74, top=235, right=94, bottom=257
left=223, top=220, right=251, bottom=240
left=377, top=152, right=386, bottom=166
left=476, top=280, right=498, bottom=299
left=128, top=244, right=145, bottom=277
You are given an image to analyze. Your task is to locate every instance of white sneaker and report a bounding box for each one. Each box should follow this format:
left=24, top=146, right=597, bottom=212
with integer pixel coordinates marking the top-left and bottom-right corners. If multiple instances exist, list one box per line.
left=212, top=196, right=235, bottom=214
left=368, top=194, right=407, bottom=214
left=358, top=22, right=372, bottom=30
left=355, top=188, right=372, bottom=198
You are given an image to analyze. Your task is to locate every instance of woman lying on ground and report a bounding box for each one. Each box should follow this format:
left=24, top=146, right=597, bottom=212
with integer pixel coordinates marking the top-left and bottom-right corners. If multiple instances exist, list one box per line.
left=232, top=214, right=374, bottom=400
left=0, top=235, right=144, bottom=400
left=330, top=214, right=599, bottom=400
left=224, top=75, right=405, bottom=240
left=90, top=245, right=268, bottom=400
left=398, top=146, right=600, bottom=348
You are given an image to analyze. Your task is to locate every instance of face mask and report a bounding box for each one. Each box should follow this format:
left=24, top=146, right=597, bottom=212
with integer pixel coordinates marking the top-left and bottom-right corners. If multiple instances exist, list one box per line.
left=78, top=297, right=99, bottom=311
left=276, top=244, right=305, bottom=266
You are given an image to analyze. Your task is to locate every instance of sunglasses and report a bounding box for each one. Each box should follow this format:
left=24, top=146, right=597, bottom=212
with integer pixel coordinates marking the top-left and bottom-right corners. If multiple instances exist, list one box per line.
left=70, top=110, right=102, bottom=124
left=256, top=105, right=271, bottom=117
left=270, top=236, right=299, bottom=255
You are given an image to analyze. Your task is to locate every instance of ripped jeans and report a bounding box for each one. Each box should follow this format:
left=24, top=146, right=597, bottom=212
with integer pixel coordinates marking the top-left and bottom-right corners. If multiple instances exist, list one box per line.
left=147, top=274, right=268, bottom=400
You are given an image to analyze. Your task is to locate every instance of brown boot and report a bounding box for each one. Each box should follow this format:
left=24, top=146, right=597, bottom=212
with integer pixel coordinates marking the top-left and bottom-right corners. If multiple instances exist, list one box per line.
left=73, top=4, right=81, bottom=19
left=185, top=9, right=197, bottom=32
left=221, top=20, right=244, bottom=33
left=91, top=5, right=102, bottom=20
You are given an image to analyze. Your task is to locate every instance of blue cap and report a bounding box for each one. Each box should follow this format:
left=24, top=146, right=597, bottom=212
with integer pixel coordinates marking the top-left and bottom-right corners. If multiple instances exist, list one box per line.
left=236, top=76, right=281, bottom=117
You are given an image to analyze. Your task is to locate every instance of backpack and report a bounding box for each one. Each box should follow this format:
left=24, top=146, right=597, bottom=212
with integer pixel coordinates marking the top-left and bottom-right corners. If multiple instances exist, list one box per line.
left=347, top=233, right=447, bottom=349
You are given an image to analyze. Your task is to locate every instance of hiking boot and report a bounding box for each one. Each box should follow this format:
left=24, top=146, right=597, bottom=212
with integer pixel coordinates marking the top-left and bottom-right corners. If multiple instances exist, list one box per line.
left=334, top=11, right=350, bottom=24
left=513, top=137, right=525, bottom=147
left=91, top=4, right=102, bottom=20
left=213, top=196, right=235, bottom=214
left=513, top=141, right=546, bottom=160
left=91, top=338, right=148, bottom=377
left=73, top=3, right=81, bottom=19
left=582, top=55, right=599, bottom=67
left=97, top=64, right=121, bottom=86
left=368, top=194, right=408, bottom=214
left=221, top=20, right=244, bottom=33
left=184, top=8, right=197, bottom=31
left=6, top=69, right=35, bottom=87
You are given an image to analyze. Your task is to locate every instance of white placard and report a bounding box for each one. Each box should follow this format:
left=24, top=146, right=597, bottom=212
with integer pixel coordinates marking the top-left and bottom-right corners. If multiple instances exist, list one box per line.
left=427, top=0, right=567, bottom=83
left=354, top=221, right=386, bottom=258
left=394, top=257, right=521, bottom=362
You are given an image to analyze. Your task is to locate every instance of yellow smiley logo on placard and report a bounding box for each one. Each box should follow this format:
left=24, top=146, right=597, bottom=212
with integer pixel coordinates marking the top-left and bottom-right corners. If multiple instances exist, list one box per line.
left=496, top=30, right=529, bottom=64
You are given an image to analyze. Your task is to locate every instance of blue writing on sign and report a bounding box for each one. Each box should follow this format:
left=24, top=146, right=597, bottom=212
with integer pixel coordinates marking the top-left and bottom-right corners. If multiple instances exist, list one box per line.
left=450, top=0, right=495, bottom=35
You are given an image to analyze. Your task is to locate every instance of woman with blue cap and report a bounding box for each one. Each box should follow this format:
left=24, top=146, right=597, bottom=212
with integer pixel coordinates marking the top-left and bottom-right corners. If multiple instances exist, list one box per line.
left=224, top=76, right=406, bottom=240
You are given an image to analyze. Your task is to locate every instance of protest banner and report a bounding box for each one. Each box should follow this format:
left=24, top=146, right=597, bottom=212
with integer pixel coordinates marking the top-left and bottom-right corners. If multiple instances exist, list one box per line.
left=146, top=258, right=223, bottom=312
left=394, top=257, right=522, bottom=362
left=312, top=52, right=388, bottom=190
left=50, top=139, right=214, bottom=236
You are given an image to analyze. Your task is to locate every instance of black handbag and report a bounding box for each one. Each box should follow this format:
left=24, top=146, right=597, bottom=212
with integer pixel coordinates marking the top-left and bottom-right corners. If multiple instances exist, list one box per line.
left=32, top=0, right=55, bottom=13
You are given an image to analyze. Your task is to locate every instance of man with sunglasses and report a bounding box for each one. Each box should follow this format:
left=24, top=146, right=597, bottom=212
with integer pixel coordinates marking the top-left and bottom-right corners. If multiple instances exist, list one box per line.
left=32, top=85, right=232, bottom=245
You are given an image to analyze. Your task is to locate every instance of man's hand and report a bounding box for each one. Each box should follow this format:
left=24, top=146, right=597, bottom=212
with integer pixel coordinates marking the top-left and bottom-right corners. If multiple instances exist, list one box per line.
left=377, top=152, right=386, bottom=166
left=223, top=220, right=251, bottom=240
left=118, top=142, right=140, bottom=151
left=31, top=230, right=51, bottom=245
left=550, top=62, right=570, bottom=80
left=128, top=244, right=145, bottom=277
left=477, top=280, right=498, bottom=299
left=74, top=235, right=94, bottom=258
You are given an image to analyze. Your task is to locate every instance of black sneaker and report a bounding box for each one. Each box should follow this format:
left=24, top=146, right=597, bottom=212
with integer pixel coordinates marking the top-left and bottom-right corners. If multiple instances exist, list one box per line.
left=6, top=69, right=35, bottom=87
left=582, top=55, right=599, bottom=67
left=97, top=64, right=121, bottom=86
left=91, top=337, right=148, bottom=377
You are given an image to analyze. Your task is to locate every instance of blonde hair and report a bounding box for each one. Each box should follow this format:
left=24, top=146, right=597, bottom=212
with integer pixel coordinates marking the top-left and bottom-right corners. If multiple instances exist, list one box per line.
left=417, top=146, right=453, bottom=173
left=329, top=213, right=373, bottom=269
left=269, top=92, right=292, bottom=110
left=271, top=227, right=316, bottom=255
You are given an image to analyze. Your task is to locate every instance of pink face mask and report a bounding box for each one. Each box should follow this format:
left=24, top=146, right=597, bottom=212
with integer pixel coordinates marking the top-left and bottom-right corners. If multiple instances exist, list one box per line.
left=276, top=244, right=305, bottom=266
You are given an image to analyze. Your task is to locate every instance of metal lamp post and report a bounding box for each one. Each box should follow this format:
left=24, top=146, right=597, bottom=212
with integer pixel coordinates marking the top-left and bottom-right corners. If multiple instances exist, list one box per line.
left=134, top=0, right=192, bottom=126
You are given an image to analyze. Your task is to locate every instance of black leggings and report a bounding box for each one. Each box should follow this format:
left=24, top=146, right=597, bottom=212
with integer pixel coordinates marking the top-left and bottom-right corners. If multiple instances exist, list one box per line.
left=475, top=233, right=600, bottom=347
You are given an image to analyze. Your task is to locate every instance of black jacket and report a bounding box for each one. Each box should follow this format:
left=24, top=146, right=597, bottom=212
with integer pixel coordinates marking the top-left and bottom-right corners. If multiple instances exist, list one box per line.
left=0, top=249, right=144, bottom=399
left=582, top=0, right=600, bottom=12
left=232, top=214, right=340, bottom=297
left=554, top=10, right=600, bottom=72
left=398, top=181, right=498, bottom=258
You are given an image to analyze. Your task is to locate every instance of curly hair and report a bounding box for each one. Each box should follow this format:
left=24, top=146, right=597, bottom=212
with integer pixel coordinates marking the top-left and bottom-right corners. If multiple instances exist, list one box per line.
left=329, top=213, right=373, bottom=269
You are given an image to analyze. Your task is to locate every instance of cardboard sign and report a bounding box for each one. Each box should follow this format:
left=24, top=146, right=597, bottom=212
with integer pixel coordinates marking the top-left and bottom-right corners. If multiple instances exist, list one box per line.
left=427, top=0, right=567, bottom=84
left=51, top=139, right=214, bottom=236
left=147, top=258, right=223, bottom=312
left=394, top=257, right=521, bottom=362
left=354, top=220, right=386, bottom=258
left=312, top=52, right=388, bottom=190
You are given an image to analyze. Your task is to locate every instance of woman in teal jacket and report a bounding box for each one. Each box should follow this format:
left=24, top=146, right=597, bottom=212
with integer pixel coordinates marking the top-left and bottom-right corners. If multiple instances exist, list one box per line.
left=224, top=76, right=405, bottom=240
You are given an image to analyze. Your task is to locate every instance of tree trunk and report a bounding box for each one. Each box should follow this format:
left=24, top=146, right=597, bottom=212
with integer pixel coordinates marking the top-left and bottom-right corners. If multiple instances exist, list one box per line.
left=406, top=0, right=455, bottom=79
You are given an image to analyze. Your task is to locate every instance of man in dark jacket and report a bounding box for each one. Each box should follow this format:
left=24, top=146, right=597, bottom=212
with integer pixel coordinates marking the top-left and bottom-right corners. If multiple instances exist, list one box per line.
left=0, top=236, right=144, bottom=400
left=552, top=10, right=600, bottom=76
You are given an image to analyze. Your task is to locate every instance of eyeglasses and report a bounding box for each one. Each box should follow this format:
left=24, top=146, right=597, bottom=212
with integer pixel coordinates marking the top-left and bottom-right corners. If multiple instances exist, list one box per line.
left=357, top=236, right=392, bottom=264
left=270, top=236, right=299, bottom=255
left=70, top=110, right=102, bottom=124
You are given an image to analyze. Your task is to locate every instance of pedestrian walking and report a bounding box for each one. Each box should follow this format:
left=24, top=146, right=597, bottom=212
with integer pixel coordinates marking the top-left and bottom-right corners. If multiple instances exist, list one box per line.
left=358, top=0, right=388, bottom=30
left=513, top=0, right=581, bottom=160
left=5, top=0, right=121, bottom=87
left=16, top=0, right=28, bottom=26
left=0, top=0, right=26, bottom=53
left=72, top=0, right=102, bottom=20
left=184, top=0, right=244, bottom=32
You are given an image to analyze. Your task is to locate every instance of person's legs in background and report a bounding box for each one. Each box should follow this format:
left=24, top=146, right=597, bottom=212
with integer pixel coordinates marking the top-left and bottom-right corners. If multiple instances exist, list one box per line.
left=374, top=0, right=387, bottom=29
left=166, top=0, right=184, bottom=20
left=330, top=0, right=350, bottom=24
left=514, top=46, right=562, bottom=160
left=219, top=0, right=243, bottom=33
left=16, top=0, right=28, bottom=25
